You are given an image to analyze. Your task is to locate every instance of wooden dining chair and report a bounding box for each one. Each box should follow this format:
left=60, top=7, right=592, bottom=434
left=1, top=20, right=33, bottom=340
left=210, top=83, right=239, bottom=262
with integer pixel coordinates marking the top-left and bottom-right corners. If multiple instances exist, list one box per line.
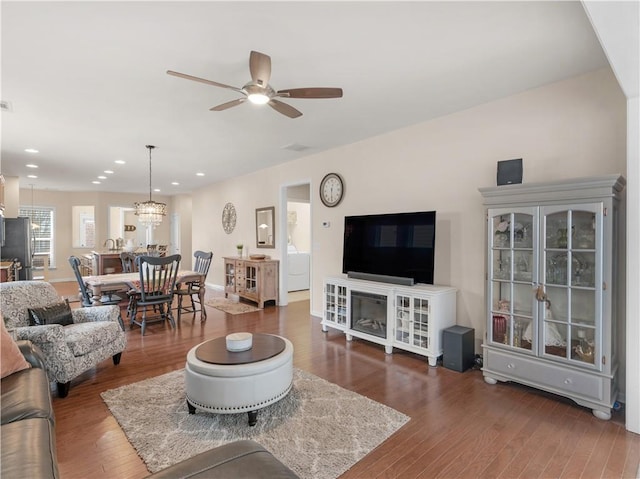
left=119, top=252, right=137, bottom=273
left=129, top=254, right=181, bottom=335
left=119, top=252, right=139, bottom=319
left=68, top=256, right=123, bottom=307
left=174, top=250, right=213, bottom=322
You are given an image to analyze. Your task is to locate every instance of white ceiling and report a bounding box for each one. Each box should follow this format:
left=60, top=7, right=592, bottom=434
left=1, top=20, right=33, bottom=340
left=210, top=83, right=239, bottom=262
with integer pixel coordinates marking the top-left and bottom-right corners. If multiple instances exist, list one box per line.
left=1, top=1, right=609, bottom=195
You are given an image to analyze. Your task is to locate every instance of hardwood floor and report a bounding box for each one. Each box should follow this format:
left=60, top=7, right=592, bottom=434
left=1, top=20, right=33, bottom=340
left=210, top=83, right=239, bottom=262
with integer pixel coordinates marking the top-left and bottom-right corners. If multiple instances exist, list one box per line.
left=50, top=282, right=639, bottom=479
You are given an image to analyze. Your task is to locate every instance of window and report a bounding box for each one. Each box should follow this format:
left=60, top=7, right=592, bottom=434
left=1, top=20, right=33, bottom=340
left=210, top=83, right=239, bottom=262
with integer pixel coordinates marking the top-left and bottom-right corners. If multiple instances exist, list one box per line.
left=18, top=206, right=55, bottom=269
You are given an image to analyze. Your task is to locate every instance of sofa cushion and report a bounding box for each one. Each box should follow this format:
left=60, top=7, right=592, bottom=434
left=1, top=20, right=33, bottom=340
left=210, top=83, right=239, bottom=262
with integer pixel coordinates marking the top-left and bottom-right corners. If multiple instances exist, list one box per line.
left=28, top=301, right=74, bottom=327
left=1, top=318, right=31, bottom=379
left=1, top=418, right=59, bottom=479
left=64, top=321, right=124, bottom=357
left=145, top=440, right=299, bottom=479
left=1, top=367, right=53, bottom=425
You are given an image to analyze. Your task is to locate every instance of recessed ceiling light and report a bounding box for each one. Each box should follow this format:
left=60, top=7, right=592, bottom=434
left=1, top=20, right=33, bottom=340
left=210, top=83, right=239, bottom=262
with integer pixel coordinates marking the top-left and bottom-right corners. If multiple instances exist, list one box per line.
left=27, top=174, right=38, bottom=179
left=114, top=160, right=126, bottom=165
left=92, top=181, right=101, bottom=184
left=26, top=164, right=39, bottom=168
left=97, top=176, right=107, bottom=180
left=24, top=148, right=39, bottom=153
left=104, top=170, right=114, bottom=174
left=196, top=172, right=205, bottom=177
left=171, top=182, right=179, bottom=186
left=154, top=188, right=161, bottom=192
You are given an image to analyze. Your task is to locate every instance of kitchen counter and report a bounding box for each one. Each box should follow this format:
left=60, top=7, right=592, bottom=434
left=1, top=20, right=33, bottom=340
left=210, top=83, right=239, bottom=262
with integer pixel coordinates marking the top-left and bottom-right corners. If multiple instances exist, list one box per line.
left=90, top=250, right=150, bottom=275
left=91, top=251, right=124, bottom=275
left=1, top=260, right=17, bottom=282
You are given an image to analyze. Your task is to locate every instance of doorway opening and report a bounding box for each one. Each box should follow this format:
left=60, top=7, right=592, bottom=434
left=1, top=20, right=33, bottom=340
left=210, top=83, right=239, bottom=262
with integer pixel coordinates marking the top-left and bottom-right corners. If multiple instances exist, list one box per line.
left=281, top=183, right=311, bottom=306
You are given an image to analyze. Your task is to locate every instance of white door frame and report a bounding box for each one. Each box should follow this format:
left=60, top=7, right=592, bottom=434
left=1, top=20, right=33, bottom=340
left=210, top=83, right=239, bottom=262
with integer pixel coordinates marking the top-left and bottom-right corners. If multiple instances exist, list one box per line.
left=279, top=180, right=312, bottom=308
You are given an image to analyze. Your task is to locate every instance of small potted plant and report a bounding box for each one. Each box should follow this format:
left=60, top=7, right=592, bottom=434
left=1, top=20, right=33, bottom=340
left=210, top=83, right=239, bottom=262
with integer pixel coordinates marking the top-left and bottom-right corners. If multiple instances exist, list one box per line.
left=236, top=243, right=244, bottom=257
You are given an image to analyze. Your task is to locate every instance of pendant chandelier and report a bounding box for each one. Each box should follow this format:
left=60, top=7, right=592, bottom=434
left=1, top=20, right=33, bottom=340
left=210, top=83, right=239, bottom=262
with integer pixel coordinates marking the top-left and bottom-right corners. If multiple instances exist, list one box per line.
left=134, top=145, right=166, bottom=228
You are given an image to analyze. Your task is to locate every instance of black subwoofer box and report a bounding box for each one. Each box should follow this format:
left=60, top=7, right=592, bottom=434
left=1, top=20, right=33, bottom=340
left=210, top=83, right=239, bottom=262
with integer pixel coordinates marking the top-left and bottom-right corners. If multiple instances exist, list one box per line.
left=443, top=326, right=475, bottom=372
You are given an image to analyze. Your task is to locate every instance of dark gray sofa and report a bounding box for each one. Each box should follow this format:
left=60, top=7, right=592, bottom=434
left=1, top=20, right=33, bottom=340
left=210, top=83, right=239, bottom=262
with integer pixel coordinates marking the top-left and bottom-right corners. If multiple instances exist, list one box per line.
left=146, top=440, right=299, bottom=479
left=1, top=340, right=60, bottom=479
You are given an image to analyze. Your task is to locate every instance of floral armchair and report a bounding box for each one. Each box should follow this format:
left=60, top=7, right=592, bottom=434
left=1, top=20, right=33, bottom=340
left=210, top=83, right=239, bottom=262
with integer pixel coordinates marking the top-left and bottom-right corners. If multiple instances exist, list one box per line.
left=0, top=281, right=126, bottom=398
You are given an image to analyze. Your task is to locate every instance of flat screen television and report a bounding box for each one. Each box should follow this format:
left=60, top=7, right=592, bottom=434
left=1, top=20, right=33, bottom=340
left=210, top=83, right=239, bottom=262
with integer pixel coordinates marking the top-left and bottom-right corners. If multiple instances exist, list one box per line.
left=342, top=211, right=436, bottom=285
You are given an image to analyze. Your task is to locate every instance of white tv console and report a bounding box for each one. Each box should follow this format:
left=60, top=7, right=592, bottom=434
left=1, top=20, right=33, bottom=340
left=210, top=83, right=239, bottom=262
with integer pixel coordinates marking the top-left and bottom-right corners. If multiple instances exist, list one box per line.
left=322, top=275, right=457, bottom=366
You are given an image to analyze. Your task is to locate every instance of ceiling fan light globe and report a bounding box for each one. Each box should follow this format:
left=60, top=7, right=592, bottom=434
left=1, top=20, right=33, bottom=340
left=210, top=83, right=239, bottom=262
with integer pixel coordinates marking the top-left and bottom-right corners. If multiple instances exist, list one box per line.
left=248, top=93, right=270, bottom=105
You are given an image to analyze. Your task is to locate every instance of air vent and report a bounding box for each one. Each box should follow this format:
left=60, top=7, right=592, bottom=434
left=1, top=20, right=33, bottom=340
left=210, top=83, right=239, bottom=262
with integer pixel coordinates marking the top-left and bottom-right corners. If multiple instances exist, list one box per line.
left=0, top=100, right=13, bottom=112
left=282, top=143, right=311, bottom=152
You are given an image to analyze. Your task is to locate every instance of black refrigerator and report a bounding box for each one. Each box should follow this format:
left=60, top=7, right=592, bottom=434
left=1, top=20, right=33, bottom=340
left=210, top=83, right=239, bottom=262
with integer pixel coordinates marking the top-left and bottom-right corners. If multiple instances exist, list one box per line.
left=1, top=217, right=33, bottom=280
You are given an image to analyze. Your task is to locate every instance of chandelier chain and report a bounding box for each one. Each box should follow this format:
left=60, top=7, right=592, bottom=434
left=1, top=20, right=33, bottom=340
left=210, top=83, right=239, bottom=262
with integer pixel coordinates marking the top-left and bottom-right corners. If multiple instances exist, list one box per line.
left=146, top=144, right=155, bottom=201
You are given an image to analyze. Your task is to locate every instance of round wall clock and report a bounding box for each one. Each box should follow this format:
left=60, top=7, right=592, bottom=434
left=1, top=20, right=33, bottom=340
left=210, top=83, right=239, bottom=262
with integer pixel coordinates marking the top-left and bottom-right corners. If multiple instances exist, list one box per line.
left=319, top=172, right=345, bottom=207
left=222, top=202, right=237, bottom=234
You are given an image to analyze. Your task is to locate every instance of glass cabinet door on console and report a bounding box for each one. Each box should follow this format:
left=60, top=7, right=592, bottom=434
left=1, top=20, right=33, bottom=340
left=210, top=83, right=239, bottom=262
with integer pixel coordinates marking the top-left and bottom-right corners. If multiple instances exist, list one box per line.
left=323, top=280, right=348, bottom=329
left=243, top=264, right=258, bottom=298
left=224, top=260, right=236, bottom=294
left=395, top=294, right=431, bottom=351
left=480, top=175, right=624, bottom=421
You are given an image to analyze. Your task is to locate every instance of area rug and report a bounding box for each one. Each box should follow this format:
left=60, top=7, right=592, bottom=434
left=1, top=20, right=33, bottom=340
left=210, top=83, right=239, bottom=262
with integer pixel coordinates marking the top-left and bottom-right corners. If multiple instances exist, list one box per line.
left=205, top=297, right=261, bottom=314
left=101, top=368, right=409, bottom=478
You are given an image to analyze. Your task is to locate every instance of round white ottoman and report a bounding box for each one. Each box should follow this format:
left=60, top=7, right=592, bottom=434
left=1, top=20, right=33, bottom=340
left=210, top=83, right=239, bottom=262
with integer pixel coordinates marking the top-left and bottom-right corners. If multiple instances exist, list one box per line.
left=185, top=333, right=293, bottom=426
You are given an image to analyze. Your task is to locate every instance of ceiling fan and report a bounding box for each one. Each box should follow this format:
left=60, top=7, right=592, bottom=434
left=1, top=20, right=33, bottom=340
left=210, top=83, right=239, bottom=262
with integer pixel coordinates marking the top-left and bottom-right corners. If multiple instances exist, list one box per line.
left=167, top=51, right=343, bottom=119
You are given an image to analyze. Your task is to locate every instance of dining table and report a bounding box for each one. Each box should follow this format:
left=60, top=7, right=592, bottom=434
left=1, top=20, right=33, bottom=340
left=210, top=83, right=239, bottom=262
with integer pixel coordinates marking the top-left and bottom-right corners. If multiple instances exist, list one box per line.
left=83, top=270, right=205, bottom=306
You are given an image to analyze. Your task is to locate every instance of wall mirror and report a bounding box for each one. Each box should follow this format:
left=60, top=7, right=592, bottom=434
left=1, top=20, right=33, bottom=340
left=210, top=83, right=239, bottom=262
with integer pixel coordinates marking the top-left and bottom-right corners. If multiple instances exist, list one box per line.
left=72, top=206, right=95, bottom=248
left=256, top=206, right=275, bottom=249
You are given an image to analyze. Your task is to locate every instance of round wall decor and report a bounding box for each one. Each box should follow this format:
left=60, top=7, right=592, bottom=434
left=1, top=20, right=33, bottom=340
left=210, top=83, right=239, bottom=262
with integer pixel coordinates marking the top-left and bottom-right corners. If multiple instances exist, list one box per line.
left=222, top=202, right=237, bottom=234
left=319, top=172, right=345, bottom=207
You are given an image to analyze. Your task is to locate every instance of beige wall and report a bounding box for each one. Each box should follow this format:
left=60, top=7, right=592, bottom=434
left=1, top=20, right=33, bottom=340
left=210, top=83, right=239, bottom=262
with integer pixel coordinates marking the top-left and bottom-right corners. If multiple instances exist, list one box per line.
left=171, top=194, right=193, bottom=270
left=192, top=66, right=626, bottom=337
left=3, top=176, right=20, bottom=217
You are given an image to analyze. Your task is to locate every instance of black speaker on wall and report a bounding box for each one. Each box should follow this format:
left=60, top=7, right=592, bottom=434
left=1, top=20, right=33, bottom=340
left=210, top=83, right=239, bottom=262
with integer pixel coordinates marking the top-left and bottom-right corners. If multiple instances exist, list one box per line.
left=497, top=158, right=523, bottom=186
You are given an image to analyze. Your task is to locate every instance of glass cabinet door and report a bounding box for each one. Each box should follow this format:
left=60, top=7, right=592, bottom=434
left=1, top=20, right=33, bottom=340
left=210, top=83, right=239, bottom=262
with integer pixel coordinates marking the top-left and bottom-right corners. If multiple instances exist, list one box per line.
left=325, top=283, right=348, bottom=326
left=488, top=208, right=537, bottom=352
left=541, top=204, right=601, bottom=367
left=336, top=285, right=347, bottom=326
left=394, top=294, right=430, bottom=349
left=244, top=265, right=257, bottom=293
left=325, top=283, right=338, bottom=324
left=225, top=262, right=235, bottom=289
left=395, top=294, right=411, bottom=345
left=413, top=297, right=430, bottom=349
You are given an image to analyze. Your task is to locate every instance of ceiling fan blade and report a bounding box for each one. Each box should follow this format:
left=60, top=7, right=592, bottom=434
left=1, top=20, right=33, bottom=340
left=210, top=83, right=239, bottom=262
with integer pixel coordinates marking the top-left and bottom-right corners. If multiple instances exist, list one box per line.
left=210, top=98, right=247, bottom=111
left=268, top=99, right=302, bottom=119
left=167, top=70, right=243, bottom=93
left=277, top=87, right=343, bottom=99
left=249, top=51, right=271, bottom=87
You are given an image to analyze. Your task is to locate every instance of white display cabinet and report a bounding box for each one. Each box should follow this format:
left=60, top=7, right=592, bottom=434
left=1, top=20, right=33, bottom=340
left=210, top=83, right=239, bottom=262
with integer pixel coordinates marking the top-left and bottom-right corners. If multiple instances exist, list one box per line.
left=322, top=275, right=457, bottom=366
left=479, top=175, right=625, bottom=420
